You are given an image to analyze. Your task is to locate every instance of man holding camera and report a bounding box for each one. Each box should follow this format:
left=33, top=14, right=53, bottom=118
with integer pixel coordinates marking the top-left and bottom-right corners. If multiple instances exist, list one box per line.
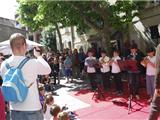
left=1, top=33, right=51, bottom=120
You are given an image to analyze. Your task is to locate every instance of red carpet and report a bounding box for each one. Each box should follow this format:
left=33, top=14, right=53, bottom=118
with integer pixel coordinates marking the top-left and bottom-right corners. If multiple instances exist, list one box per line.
left=70, top=88, right=160, bottom=120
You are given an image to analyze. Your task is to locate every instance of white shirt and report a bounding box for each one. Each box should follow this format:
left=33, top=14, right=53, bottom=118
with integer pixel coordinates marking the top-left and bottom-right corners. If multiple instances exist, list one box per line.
left=99, top=56, right=110, bottom=73
left=85, top=56, right=96, bottom=73
left=1, top=55, right=51, bottom=111
left=44, top=104, right=52, bottom=120
left=111, top=56, right=121, bottom=73
left=146, top=56, right=156, bottom=76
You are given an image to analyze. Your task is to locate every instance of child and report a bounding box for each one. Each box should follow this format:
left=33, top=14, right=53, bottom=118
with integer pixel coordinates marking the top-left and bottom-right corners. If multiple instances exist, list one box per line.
left=57, top=112, right=69, bottom=120
left=59, top=56, right=65, bottom=79
left=85, top=49, right=97, bottom=90
left=38, top=83, right=45, bottom=107
left=51, top=57, right=60, bottom=85
left=99, top=50, right=110, bottom=91
left=50, top=104, right=61, bottom=120
left=43, top=94, right=54, bottom=120
left=64, top=55, right=72, bottom=83
left=141, top=48, right=156, bottom=103
left=111, top=50, right=123, bottom=95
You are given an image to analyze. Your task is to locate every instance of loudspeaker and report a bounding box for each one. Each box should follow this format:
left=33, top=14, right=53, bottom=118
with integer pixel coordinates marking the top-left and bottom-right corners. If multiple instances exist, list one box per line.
left=150, top=25, right=159, bottom=39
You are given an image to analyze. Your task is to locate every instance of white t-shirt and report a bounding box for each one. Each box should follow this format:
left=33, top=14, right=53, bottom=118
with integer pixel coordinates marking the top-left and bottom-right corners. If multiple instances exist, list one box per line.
left=44, top=104, right=52, bottom=120
left=146, top=56, right=156, bottom=76
left=99, top=56, right=110, bottom=73
left=1, top=55, right=51, bottom=111
left=111, top=56, right=121, bottom=73
left=85, top=56, right=96, bottom=73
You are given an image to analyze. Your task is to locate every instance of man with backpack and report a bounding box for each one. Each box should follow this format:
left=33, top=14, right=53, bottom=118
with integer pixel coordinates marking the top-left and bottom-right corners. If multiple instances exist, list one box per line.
left=1, top=33, right=51, bottom=120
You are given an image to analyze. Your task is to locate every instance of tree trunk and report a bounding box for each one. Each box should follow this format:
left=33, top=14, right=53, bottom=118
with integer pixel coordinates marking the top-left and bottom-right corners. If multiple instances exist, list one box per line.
left=55, top=23, right=63, bottom=51
left=71, top=26, right=75, bottom=49
left=101, top=20, right=112, bottom=56
left=101, top=32, right=112, bottom=56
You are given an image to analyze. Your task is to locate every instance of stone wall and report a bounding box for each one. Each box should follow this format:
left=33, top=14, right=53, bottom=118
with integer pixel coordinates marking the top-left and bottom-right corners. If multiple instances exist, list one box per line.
left=0, top=23, right=27, bottom=42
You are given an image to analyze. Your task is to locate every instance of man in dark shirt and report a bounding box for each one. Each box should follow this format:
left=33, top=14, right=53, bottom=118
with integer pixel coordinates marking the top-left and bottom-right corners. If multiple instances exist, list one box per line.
left=127, top=45, right=144, bottom=100
left=148, top=44, right=160, bottom=120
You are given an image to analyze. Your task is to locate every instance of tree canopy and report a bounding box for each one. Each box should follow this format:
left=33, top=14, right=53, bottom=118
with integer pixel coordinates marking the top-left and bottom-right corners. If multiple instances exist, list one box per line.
left=17, top=0, right=146, bottom=53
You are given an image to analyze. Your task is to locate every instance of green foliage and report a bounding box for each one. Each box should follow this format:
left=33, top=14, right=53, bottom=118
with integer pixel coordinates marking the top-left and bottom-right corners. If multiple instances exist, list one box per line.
left=40, top=26, right=57, bottom=52
left=17, top=0, right=146, bottom=33
left=109, top=0, right=146, bottom=31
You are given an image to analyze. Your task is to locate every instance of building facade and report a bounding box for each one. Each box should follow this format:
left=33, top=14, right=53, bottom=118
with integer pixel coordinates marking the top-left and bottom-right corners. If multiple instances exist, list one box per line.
left=0, top=17, right=27, bottom=42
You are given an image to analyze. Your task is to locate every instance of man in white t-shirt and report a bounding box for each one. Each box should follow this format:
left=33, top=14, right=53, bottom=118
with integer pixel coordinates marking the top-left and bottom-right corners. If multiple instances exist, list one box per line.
left=99, top=50, right=110, bottom=91
left=1, top=33, right=51, bottom=120
left=111, top=50, right=123, bottom=95
left=141, top=48, right=156, bottom=103
left=85, top=49, right=97, bottom=90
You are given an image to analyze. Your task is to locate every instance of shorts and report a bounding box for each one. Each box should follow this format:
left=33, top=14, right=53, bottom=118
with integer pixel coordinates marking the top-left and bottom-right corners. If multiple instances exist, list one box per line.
left=65, top=68, right=72, bottom=77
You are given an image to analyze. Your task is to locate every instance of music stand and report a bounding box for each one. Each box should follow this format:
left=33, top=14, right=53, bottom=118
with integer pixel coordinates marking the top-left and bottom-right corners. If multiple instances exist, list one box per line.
left=117, top=60, right=138, bottom=114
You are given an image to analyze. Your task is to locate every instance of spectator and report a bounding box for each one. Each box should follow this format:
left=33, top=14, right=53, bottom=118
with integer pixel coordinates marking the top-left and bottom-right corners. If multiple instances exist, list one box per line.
left=0, top=89, right=5, bottom=120
left=78, top=48, right=86, bottom=75
left=57, top=112, right=69, bottom=120
left=59, top=56, right=65, bottom=79
left=38, top=83, right=45, bottom=107
left=0, top=33, right=51, bottom=120
left=43, top=94, right=54, bottom=120
left=72, top=49, right=80, bottom=79
left=64, top=55, right=72, bottom=83
left=0, top=53, right=5, bottom=86
left=50, top=104, right=61, bottom=120
left=51, top=57, right=60, bottom=85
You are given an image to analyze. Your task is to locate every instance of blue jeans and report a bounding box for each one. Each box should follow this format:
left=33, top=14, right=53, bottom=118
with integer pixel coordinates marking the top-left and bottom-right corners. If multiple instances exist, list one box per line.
left=11, top=110, right=43, bottom=120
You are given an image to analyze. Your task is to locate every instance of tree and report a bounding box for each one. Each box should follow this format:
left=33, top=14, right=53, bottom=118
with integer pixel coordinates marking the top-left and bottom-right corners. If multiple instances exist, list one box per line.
left=17, top=0, right=146, bottom=54
left=40, top=26, right=57, bottom=52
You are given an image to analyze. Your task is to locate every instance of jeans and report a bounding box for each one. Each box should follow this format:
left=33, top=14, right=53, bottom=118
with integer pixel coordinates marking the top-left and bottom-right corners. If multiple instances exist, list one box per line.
left=128, top=72, right=140, bottom=95
left=88, top=73, right=97, bottom=90
left=101, top=72, right=110, bottom=91
left=11, top=110, right=43, bottom=120
left=148, top=96, right=160, bottom=120
left=112, top=72, right=123, bottom=92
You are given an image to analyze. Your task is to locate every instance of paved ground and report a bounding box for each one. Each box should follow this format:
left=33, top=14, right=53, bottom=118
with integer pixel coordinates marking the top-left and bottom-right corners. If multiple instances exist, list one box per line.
left=52, top=78, right=159, bottom=120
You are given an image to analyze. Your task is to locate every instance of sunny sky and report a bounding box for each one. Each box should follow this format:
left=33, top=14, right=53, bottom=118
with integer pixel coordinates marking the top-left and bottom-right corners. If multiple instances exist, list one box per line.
left=0, top=0, right=17, bottom=20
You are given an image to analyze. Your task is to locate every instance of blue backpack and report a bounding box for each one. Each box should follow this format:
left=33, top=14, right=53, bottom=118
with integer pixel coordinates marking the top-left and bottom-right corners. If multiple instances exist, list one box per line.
left=2, top=57, right=30, bottom=102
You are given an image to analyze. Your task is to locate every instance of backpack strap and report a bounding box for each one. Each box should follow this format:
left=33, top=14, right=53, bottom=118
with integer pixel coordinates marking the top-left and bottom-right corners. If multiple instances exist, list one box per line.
left=17, top=57, right=30, bottom=69
left=5, top=61, right=10, bottom=70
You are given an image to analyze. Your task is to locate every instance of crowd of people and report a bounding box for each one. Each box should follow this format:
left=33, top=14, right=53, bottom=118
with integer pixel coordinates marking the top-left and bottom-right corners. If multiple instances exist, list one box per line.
left=0, top=33, right=159, bottom=120
left=39, top=43, right=156, bottom=102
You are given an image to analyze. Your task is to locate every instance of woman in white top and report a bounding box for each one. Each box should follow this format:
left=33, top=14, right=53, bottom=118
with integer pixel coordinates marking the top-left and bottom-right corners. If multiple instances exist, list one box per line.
left=110, top=50, right=123, bottom=95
